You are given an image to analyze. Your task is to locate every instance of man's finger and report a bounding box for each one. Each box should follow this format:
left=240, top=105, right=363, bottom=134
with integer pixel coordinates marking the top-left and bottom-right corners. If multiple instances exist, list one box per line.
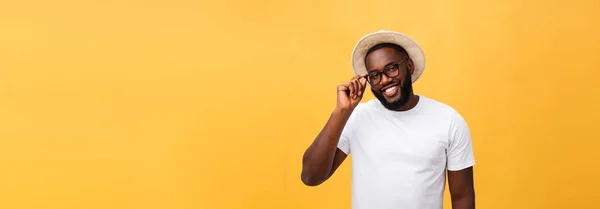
left=352, top=73, right=367, bottom=81
left=353, top=80, right=360, bottom=99
left=348, top=82, right=355, bottom=98
left=360, top=77, right=367, bottom=87
left=360, top=77, right=367, bottom=92
left=352, top=80, right=362, bottom=97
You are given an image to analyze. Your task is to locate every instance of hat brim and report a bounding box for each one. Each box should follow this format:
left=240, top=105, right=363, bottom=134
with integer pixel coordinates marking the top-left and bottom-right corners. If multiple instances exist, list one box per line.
left=351, top=30, right=425, bottom=84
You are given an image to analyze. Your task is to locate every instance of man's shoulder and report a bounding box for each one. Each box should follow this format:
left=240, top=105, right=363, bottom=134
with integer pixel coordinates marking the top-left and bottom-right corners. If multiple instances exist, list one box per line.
left=354, top=99, right=383, bottom=113
left=356, top=99, right=379, bottom=108
left=419, top=96, right=460, bottom=115
left=345, top=99, right=382, bottom=123
left=419, top=96, right=470, bottom=128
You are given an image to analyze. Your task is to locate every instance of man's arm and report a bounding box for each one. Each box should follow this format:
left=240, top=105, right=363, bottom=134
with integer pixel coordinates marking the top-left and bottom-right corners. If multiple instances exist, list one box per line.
left=301, top=109, right=351, bottom=186
left=301, top=75, right=366, bottom=186
left=446, top=110, right=476, bottom=208
left=448, top=167, right=475, bottom=209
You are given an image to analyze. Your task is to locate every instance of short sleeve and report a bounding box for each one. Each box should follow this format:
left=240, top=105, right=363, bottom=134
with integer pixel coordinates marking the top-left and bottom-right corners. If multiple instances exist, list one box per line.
left=337, top=116, right=354, bottom=155
left=338, top=130, right=351, bottom=154
left=447, top=111, right=476, bottom=171
left=337, top=107, right=362, bottom=155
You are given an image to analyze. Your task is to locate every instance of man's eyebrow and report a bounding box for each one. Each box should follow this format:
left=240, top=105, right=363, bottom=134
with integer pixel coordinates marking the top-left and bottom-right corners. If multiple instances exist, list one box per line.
left=383, top=61, right=396, bottom=68
left=367, top=62, right=393, bottom=73
left=367, top=59, right=403, bottom=72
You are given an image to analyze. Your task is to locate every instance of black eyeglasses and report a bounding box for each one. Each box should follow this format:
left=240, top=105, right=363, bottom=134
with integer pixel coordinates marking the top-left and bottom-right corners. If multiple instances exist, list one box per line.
left=365, top=59, right=408, bottom=85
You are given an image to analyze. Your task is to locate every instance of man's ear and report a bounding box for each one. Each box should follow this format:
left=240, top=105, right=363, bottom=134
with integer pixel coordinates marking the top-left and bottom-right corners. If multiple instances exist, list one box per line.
left=407, top=58, right=415, bottom=75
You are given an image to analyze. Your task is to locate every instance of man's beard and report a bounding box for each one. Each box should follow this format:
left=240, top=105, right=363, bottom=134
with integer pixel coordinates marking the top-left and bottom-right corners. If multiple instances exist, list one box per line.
left=371, top=71, right=413, bottom=111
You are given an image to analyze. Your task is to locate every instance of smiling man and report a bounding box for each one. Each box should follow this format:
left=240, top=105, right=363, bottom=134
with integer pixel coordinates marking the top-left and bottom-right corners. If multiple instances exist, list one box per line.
left=301, top=30, right=476, bottom=209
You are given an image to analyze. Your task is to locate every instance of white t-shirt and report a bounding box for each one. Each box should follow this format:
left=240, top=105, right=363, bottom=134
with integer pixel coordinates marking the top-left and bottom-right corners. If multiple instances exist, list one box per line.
left=337, top=95, right=476, bottom=209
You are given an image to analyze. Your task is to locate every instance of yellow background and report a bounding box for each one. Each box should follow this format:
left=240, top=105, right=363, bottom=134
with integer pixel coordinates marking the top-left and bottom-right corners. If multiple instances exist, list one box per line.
left=1, top=0, right=599, bottom=208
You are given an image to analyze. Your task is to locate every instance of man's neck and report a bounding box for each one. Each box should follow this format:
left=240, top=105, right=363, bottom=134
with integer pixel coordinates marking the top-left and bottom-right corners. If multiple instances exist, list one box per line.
left=392, top=94, right=420, bottom=112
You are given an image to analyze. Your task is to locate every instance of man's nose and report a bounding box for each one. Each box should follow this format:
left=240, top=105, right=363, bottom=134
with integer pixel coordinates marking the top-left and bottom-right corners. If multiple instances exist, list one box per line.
left=380, top=73, right=392, bottom=84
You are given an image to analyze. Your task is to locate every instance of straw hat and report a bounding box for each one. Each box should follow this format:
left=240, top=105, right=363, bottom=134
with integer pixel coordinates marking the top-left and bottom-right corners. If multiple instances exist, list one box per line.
left=351, top=30, right=426, bottom=83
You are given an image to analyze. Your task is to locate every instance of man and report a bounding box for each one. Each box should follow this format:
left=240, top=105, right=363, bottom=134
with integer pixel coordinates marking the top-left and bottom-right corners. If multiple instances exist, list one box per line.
left=301, top=30, right=476, bottom=209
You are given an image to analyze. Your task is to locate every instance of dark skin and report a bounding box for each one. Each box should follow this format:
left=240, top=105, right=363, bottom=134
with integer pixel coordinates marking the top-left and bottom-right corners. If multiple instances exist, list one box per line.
left=301, top=46, right=474, bottom=209
left=448, top=167, right=475, bottom=209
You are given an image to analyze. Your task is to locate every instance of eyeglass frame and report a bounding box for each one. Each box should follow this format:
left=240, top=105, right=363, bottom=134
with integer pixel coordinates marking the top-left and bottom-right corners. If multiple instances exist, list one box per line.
left=364, top=58, right=409, bottom=85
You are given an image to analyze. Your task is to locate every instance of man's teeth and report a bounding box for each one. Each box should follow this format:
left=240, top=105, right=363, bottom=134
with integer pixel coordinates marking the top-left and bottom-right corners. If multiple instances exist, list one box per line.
left=385, top=86, right=395, bottom=92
